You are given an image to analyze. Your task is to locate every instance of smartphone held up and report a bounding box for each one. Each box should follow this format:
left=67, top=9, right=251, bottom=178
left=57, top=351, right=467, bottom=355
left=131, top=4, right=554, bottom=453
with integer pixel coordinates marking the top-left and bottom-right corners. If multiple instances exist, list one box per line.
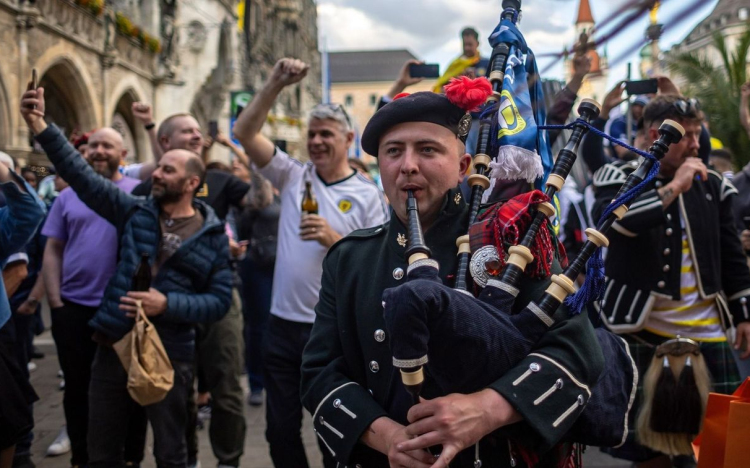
left=27, top=69, right=37, bottom=110
left=408, top=63, right=440, bottom=79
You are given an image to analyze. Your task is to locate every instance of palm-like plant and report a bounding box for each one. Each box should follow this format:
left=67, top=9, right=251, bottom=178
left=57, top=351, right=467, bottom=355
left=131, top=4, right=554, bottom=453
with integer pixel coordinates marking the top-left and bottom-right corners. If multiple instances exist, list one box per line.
left=668, top=25, right=750, bottom=167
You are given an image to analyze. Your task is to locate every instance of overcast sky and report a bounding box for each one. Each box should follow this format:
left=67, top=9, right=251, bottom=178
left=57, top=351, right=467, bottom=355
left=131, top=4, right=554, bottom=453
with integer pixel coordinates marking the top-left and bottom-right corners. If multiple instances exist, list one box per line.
left=317, top=0, right=719, bottom=85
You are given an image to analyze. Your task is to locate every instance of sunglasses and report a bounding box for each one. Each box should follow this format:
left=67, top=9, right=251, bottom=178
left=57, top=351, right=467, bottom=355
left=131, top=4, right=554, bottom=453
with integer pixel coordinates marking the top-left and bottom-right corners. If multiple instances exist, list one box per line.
left=648, top=98, right=701, bottom=125
left=315, top=103, right=353, bottom=129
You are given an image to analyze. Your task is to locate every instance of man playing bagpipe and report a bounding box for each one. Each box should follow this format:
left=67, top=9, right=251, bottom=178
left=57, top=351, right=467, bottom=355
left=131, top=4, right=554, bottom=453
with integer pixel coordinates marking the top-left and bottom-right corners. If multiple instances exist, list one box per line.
left=299, top=77, right=608, bottom=466
left=593, top=95, right=750, bottom=467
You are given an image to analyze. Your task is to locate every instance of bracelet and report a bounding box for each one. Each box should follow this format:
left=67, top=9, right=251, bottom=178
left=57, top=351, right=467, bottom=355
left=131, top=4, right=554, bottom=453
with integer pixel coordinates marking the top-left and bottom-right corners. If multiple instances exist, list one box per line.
left=144, top=122, right=156, bottom=130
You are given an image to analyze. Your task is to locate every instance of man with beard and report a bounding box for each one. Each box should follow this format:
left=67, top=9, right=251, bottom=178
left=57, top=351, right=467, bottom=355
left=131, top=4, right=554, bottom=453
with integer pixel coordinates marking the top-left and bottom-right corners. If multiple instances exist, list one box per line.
left=40, top=127, right=141, bottom=468
left=21, top=86, right=233, bottom=467
left=131, top=111, right=259, bottom=468
left=593, top=95, right=750, bottom=467
left=233, top=58, right=388, bottom=468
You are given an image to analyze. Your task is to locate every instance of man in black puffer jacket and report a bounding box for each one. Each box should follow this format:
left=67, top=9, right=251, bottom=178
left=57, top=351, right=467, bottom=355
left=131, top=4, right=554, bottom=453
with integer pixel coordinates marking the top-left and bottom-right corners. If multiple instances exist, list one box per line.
left=21, top=87, right=233, bottom=468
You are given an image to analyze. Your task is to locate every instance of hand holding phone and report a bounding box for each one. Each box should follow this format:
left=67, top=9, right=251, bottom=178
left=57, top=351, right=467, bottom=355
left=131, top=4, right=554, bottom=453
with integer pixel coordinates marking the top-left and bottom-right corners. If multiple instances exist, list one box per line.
left=408, top=63, right=440, bottom=79
left=625, top=79, right=658, bottom=96
left=208, top=120, right=218, bottom=140
left=27, top=69, right=37, bottom=110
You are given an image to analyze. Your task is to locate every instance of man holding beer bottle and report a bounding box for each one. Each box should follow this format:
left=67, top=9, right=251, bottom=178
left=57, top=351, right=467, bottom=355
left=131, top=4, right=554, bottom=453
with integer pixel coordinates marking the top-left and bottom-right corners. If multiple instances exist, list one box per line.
left=233, top=57, right=387, bottom=468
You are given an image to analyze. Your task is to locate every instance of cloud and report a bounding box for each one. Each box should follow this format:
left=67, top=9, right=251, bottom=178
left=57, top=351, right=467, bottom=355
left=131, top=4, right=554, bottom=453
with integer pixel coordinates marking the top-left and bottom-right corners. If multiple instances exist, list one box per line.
left=318, top=0, right=578, bottom=79
left=317, top=0, right=719, bottom=83
left=317, top=4, right=418, bottom=52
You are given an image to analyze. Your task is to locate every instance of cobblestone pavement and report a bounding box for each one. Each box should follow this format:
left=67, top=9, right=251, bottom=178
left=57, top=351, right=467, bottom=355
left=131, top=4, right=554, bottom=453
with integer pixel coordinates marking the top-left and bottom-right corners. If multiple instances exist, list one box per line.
left=26, top=331, right=628, bottom=468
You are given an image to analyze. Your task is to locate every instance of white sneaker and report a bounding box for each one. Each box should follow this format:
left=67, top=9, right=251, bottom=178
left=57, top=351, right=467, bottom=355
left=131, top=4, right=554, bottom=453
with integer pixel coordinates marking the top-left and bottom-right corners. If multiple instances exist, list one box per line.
left=47, top=426, right=71, bottom=456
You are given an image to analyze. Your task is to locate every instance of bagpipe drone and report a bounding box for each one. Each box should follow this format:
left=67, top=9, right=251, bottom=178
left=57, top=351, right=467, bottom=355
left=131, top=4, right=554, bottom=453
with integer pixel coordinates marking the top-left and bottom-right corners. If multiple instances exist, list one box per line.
left=381, top=0, right=688, bottom=454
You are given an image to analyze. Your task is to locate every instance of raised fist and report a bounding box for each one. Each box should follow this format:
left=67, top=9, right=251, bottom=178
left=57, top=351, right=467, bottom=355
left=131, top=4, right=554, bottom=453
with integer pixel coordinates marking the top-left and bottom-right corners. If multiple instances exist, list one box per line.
left=132, top=102, right=154, bottom=125
left=270, top=58, right=309, bottom=88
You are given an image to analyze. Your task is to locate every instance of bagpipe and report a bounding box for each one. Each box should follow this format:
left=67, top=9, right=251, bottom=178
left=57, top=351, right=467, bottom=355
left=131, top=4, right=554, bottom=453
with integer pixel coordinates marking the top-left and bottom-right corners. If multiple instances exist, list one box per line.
left=382, top=0, right=686, bottom=454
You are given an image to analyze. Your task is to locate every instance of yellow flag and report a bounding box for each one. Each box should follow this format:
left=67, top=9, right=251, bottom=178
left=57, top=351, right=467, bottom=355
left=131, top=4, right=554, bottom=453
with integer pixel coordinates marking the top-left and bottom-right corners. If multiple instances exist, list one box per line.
left=237, top=0, right=245, bottom=32
left=432, top=55, right=480, bottom=93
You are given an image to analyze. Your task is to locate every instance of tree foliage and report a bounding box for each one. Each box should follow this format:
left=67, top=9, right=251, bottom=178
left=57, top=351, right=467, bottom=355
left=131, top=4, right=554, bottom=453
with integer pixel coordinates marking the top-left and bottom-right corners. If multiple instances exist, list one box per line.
left=668, top=25, right=750, bottom=168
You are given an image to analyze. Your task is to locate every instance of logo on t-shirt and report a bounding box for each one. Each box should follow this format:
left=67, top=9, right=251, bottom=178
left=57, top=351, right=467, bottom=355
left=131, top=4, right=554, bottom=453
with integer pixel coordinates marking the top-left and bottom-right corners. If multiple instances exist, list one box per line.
left=338, top=199, right=353, bottom=213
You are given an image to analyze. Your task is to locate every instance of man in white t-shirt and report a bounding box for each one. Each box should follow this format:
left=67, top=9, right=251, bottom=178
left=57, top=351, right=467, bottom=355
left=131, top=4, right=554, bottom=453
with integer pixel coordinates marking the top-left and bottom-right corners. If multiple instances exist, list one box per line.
left=234, top=57, right=388, bottom=468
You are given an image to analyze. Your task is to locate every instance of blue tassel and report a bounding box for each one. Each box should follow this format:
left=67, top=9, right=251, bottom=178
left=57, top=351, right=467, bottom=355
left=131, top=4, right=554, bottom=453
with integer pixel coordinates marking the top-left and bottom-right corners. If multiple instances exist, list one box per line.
left=565, top=247, right=606, bottom=314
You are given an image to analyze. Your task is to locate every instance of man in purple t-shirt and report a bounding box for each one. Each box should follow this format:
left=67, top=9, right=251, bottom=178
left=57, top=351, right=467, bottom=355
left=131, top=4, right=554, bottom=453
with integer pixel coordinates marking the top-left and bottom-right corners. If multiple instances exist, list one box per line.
left=41, top=128, right=140, bottom=467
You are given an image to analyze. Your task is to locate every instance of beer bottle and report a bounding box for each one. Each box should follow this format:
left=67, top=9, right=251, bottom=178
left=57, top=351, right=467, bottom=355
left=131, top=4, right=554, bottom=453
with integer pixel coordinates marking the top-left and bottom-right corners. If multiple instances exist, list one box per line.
left=301, top=181, right=318, bottom=215
left=132, top=252, right=152, bottom=292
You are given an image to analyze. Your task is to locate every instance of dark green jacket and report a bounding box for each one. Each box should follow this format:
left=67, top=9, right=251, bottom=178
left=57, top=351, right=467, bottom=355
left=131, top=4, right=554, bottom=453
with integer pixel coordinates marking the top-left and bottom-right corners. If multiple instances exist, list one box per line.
left=300, top=189, right=604, bottom=467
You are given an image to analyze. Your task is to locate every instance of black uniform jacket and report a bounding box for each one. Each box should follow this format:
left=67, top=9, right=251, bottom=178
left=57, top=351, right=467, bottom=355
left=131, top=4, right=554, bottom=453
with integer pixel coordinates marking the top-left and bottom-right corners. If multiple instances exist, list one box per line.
left=592, top=160, right=750, bottom=333
left=301, top=188, right=605, bottom=467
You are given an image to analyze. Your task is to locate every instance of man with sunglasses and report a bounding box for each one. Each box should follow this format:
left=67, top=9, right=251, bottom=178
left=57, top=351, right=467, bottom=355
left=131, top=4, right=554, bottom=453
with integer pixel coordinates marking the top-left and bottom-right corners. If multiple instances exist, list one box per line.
left=592, top=94, right=750, bottom=467
left=233, top=57, right=388, bottom=468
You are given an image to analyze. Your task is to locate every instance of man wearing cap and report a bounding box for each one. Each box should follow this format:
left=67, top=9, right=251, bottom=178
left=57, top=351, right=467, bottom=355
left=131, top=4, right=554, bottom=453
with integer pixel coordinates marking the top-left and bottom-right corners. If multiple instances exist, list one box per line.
left=233, top=58, right=388, bottom=468
left=301, top=85, right=604, bottom=467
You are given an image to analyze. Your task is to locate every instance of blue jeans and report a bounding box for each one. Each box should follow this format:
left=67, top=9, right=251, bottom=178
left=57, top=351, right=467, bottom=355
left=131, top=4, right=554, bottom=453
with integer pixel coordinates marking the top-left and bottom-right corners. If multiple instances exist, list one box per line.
left=87, top=345, right=193, bottom=468
left=239, top=257, right=273, bottom=393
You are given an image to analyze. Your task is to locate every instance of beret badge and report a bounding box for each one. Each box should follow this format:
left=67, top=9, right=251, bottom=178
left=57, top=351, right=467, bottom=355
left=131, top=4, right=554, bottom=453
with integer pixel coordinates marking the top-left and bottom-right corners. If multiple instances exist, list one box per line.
left=458, top=114, right=472, bottom=138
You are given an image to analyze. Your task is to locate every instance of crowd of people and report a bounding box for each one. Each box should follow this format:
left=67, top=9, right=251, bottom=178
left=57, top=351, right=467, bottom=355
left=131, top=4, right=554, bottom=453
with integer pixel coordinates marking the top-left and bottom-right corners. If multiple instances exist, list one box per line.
left=1, top=23, right=750, bottom=468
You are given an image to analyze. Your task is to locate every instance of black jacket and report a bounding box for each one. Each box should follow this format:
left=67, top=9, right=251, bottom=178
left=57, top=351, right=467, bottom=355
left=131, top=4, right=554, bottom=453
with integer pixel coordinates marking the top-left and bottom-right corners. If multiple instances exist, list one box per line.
left=300, top=189, right=604, bottom=467
left=592, top=160, right=750, bottom=332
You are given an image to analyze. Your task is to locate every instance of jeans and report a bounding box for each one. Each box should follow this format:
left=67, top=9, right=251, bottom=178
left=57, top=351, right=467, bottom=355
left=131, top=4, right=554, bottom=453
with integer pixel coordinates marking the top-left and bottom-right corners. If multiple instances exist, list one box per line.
left=239, top=257, right=273, bottom=393
left=87, top=345, right=193, bottom=468
left=263, top=315, right=336, bottom=468
left=50, top=300, right=98, bottom=466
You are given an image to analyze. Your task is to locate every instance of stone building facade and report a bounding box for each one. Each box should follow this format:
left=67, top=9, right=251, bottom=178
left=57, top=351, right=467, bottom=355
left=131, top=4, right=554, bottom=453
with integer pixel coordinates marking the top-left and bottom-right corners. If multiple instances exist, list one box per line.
left=0, top=0, right=320, bottom=168
left=669, top=0, right=749, bottom=69
left=242, top=0, right=320, bottom=158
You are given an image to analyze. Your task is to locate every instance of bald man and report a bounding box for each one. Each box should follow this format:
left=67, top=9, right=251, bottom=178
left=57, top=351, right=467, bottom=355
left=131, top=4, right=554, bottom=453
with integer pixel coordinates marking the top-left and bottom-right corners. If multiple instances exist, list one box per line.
left=40, top=127, right=141, bottom=467
left=22, top=87, right=233, bottom=467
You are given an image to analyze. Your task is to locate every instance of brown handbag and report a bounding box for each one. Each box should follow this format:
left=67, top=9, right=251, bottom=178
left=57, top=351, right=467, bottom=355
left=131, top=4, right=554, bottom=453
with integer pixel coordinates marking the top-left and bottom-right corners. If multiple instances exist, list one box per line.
left=113, top=300, right=174, bottom=406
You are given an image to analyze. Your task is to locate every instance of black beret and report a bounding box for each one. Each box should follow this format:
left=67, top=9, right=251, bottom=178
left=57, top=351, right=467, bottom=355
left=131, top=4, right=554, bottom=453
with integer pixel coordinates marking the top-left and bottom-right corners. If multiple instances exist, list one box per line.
left=361, top=92, right=469, bottom=156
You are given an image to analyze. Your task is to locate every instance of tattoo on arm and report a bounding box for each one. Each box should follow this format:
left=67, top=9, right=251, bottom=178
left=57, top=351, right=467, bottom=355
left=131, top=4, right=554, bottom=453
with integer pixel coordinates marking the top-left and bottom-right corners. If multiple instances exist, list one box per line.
left=658, top=186, right=677, bottom=209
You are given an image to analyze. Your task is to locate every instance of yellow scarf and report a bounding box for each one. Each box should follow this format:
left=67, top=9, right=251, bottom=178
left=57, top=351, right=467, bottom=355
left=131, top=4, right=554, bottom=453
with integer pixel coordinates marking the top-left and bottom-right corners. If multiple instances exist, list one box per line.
left=432, top=55, right=480, bottom=93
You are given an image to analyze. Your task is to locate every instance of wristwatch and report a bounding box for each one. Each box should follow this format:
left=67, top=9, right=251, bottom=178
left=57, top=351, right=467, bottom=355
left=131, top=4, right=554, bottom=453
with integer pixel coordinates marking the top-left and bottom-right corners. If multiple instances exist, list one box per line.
left=26, top=297, right=39, bottom=307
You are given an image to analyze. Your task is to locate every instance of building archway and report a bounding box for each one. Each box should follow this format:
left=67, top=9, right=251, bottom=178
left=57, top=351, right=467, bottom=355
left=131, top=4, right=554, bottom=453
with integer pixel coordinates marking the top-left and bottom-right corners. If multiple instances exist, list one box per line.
left=38, top=60, right=96, bottom=137
left=34, top=55, right=98, bottom=142
left=111, top=90, right=139, bottom=164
